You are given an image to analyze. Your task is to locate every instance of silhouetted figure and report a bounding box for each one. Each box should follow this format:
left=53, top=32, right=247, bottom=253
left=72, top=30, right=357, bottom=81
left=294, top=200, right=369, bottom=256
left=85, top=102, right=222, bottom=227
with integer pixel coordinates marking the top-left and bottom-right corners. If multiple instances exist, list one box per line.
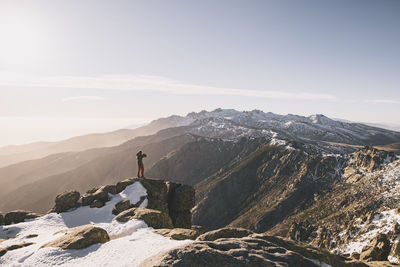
left=136, top=150, right=147, bottom=178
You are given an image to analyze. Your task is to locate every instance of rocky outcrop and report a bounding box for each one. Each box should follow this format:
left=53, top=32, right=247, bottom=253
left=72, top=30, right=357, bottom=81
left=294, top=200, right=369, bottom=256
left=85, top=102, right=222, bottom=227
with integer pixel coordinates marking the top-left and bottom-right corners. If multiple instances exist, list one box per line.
left=0, top=242, right=34, bottom=258
left=0, top=212, right=3, bottom=225
left=153, top=228, right=203, bottom=240
left=50, top=190, right=80, bottom=213
left=140, top=236, right=323, bottom=267
left=114, top=208, right=173, bottom=229
left=4, top=210, right=42, bottom=225
left=196, top=227, right=253, bottom=241
left=360, top=233, right=391, bottom=261
left=140, top=179, right=169, bottom=214
left=42, top=225, right=110, bottom=249
left=81, top=186, right=110, bottom=207
left=75, top=178, right=194, bottom=229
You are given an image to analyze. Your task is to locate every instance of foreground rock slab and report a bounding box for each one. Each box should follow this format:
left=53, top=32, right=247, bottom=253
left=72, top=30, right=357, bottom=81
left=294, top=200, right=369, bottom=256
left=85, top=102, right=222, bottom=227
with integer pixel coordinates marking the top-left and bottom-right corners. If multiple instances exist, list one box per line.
left=140, top=237, right=320, bottom=267
left=42, top=225, right=110, bottom=249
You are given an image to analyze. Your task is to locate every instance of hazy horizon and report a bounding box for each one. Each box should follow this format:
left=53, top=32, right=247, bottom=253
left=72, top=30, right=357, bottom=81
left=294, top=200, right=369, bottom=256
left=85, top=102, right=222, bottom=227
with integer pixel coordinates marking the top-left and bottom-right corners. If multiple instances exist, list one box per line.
left=1, top=109, right=400, bottom=148
left=1, top=0, right=399, bottom=147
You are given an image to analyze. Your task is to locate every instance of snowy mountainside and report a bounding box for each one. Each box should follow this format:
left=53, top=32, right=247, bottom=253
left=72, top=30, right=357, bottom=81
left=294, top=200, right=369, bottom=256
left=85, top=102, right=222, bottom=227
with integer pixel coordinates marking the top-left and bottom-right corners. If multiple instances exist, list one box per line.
left=0, top=182, right=191, bottom=266
left=161, top=109, right=400, bottom=146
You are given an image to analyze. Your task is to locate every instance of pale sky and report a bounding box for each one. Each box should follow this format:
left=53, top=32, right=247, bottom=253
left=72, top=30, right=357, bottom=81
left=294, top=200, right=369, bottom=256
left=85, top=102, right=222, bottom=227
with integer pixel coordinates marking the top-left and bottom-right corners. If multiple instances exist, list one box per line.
left=0, top=0, right=399, bottom=146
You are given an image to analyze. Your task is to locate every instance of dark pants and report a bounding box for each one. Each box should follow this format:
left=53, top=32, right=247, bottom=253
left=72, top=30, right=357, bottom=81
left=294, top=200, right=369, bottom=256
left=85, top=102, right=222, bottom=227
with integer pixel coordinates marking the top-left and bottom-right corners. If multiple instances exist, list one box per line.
left=137, top=164, right=144, bottom=178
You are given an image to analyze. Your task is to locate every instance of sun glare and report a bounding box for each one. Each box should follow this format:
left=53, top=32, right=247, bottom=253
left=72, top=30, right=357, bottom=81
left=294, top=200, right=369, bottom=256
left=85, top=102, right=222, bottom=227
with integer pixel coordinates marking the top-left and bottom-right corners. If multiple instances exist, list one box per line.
left=0, top=9, right=50, bottom=70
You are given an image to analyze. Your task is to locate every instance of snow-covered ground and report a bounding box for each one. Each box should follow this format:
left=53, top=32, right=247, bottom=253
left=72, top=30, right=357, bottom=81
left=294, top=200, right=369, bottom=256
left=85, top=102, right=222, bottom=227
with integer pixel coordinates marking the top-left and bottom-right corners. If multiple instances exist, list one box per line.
left=0, top=182, right=192, bottom=266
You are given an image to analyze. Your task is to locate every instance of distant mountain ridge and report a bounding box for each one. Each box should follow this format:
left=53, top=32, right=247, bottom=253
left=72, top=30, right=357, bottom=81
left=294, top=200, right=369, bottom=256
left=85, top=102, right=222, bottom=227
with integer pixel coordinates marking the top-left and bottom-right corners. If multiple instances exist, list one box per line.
left=1, top=108, right=399, bottom=214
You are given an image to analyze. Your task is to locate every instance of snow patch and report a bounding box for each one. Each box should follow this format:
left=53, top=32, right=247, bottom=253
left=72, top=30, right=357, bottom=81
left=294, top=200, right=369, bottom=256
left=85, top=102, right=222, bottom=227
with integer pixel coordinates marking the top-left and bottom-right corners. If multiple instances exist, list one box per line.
left=0, top=181, right=192, bottom=266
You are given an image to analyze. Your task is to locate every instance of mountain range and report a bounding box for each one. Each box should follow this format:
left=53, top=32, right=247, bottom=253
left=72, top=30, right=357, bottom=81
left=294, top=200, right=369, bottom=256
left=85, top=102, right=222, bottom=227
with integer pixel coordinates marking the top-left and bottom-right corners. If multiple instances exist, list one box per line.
left=1, top=108, right=400, bottom=265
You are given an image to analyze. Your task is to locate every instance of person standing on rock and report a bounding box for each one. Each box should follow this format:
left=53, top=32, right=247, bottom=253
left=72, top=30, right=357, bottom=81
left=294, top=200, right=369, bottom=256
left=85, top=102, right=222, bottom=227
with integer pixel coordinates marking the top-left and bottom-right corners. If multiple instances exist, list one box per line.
left=136, top=150, right=147, bottom=178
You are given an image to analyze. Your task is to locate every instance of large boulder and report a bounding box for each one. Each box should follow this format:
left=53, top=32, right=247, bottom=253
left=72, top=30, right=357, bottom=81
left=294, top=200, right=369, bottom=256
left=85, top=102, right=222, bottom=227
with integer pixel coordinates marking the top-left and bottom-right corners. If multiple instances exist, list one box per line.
left=50, top=190, right=80, bottom=213
left=140, top=237, right=320, bottom=267
left=113, top=208, right=173, bottom=229
left=112, top=200, right=132, bottom=215
left=42, top=225, right=110, bottom=249
left=153, top=228, right=203, bottom=240
left=4, top=210, right=42, bottom=225
left=196, top=227, right=253, bottom=241
left=81, top=186, right=110, bottom=207
left=0, top=213, right=3, bottom=225
left=168, top=183, right=195, bottom=229
left=360, top=233, right=391, bottom=261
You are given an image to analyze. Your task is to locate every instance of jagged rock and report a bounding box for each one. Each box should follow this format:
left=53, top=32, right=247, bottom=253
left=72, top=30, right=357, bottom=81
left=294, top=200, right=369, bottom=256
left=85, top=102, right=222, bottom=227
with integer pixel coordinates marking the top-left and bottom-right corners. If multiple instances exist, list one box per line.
left=140, top=237, right=320, bottom=267
left=0, top=212, right=3, bottom=225
left=287, top=221, right=315, bottom=242
left=360, top=233, right=391, bottom=261
left=153, top=228, right=203, bottom=240
left=50, top=190, right=80, bottom=213
left=112, top=200, right=132, bottom=215
left=113, top=208, right=173, bottom=229
left=4, top=210, right=42, bottom=225
left=81, top=186, right=109, bottom=206
left=389, top=239, right=400, bottom=263
left=42, top=225, right=109, bottom=249
left=90, top=199, right=105, bottom=208
left=26, top=234, right=38, bottom=239
left=116, top=179, right=134, bottom=193
left=196, top=227, right=253, bottom=241
left=168, top=184, right=195, bottom=229
left=0, top=242, right=34, bottom=257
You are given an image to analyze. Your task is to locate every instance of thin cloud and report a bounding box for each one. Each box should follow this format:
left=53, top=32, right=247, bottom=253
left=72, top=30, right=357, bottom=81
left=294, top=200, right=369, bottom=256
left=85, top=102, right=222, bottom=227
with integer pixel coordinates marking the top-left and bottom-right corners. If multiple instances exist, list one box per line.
left=365, top=99, right=400, bottom=104
left=62, top=96, right=105, bottom=102
left=0, top=71, right=337, bottom=101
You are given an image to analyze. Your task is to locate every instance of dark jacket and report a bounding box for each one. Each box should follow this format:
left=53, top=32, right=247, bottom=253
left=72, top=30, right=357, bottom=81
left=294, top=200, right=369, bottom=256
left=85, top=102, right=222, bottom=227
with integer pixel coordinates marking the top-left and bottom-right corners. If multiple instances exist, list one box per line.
left=136, top=152, right=147, bottom=166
